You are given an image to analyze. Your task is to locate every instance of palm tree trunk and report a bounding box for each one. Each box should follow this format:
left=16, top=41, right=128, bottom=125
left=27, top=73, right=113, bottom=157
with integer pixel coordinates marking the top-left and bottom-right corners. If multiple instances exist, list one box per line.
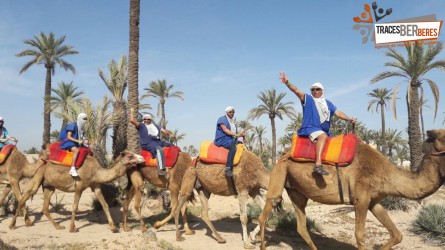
left=127, top=0, right=141, bottom=153
left=380, top=104, right=387, bottom=155
left=270, top=117, right=276, bottom=164
left=112, top=101, right=128, bottom=159
left=43, top=67, right=52, bottom=145
left=420, top=107, right=425, bottom=140
left=161, top=100, right=166, bottom=129
left=408, top=83, right=423, bottom=171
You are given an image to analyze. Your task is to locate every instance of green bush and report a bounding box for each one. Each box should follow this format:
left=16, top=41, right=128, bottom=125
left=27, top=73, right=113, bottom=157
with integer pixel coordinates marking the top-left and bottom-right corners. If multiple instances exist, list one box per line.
left=247, top=203, right=262, bottom=221
left=411, top=204, right=445, bottom=245
left=381, top=196, right=412, bottom=211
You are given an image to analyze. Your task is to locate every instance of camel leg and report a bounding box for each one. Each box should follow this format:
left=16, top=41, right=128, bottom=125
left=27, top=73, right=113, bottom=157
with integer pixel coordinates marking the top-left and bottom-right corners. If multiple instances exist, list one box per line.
left=258, top=160, right=288, bottom=250
left=92, top=186, right=118, bottom=233
left=173, top=166, right=197, bottom=241
left=132, top=182, right=146, bottom=232
left=249, top=193, right=266, bottom=242
left=153, top=187, right=179, bottom=230
left=42, top=186, right=65, bottom=230
left=122, top=185, right=135, bottom=232
left=9, top=179, right=31, bottom=226
left=9, top=170, right=44, bottom=229
left=0, top=184, right=11, bottom=205
left=369, top=203, right=402, bottom=250
left=238, top=190, right=255, bottom=249
left=69, top=190, right=83, bottom=233
left=180, top=202, right=195, bottom=235
left=354, top=199, right=370, bottom=250
left=198, top=189, right=226, bottom=244
left=287, top=189, right=316, bottom=250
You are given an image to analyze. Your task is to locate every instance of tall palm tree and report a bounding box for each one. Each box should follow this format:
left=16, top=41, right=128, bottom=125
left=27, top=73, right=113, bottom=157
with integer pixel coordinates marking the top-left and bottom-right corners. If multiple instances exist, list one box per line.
left=370, top=41, right=445, bottom=170
left=285, top=113, right=303, bottom=134
left=99, top=55, right=128, bottom=159
left=16, top=32, right=78, bottom=145
left=248, top=88, right=296, bottom=164
left=385, top=128, right=406, bottom=159
left=50, top=81, right=84, bottom=131
left=167, top=129, right=186, bottom=146
left=418, top=93, right=430, bottom=140
left=127, top=0, right=141, bottom=153
left=142, top=79, right=184, bottom=129
left=367, top=87, right=392, bottom=155
left=253, top=125, right=267, bottom=153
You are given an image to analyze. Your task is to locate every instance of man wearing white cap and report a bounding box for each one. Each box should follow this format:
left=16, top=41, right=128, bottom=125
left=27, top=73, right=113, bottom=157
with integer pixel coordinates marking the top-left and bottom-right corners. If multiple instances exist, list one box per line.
left=130, top=108, right=174, bottom=176
left=214, top=106, right=245, bottom=177
left=60, top=113, right=89, bottom=177
left=0, top=117, right=17, bottom=149
left=280, top=72, right=357, bottom=176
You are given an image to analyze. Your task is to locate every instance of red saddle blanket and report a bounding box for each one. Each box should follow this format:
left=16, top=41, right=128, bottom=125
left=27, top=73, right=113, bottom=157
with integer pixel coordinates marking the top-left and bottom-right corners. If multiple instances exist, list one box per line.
left=48, top=142, right=92, bottom=168
left=199, top=141, right=246, bottom=165
left=290, top=134, right=359, bottom=166
left=140, top=146, right=180, bottom=168
left=0, top=144, right=15, bottom=165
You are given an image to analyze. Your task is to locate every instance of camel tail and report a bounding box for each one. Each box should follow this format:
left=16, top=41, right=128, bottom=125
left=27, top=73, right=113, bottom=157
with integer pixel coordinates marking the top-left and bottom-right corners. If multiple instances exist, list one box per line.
left=274, top=199, right=284, bottom=212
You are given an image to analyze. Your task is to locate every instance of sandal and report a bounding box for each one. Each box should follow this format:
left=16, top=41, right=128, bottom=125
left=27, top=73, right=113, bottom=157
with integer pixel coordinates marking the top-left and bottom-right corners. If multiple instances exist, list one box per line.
left=313, top=165, right=329, bottom=176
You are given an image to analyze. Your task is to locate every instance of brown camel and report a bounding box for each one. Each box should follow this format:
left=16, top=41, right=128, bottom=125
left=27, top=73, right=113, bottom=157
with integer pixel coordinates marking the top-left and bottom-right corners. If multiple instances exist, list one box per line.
left=0, top=146, right=46, bottom=225
left=258, top=129, right=445, bottom=250
left=122, top=151, right=194, bottom=235
left=172, top=150, right=270, bottom=249
left=9, top=150, right=144, bottom=232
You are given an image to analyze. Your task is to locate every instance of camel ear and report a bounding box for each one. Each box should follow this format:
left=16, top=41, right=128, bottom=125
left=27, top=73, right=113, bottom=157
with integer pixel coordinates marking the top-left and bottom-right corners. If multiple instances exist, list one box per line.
left=426, top=130, right=438, bottom=140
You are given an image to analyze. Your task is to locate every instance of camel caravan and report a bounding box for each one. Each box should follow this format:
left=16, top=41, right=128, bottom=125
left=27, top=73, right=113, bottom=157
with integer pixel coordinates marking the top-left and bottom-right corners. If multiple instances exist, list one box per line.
left=1, top=117, right=445, bottom=250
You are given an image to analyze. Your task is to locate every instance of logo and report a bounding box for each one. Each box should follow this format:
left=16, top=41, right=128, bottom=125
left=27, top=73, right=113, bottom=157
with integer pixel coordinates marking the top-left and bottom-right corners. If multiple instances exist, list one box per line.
left=352, top=2, right=442, bottom=48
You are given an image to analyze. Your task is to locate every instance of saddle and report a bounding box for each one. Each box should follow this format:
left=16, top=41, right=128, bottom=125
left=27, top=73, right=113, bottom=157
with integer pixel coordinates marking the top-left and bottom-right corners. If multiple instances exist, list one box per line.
left=48, top=142, right=92, bottom=168
left=290, top=134, right=359, bottom=166
left=0, top=144, right=15, bottom=165
left=199, top=141, right=246, bottom=165
left=140, top=146, right=181, bottom=168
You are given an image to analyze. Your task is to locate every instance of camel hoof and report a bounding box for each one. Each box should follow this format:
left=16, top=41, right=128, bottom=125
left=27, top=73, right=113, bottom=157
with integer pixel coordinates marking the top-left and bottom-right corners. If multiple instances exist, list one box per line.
left=176, top=236, right=185, bottom=242
left=153, top=221, right=162, bottom=229
left=69, top=227, right=77, bottom=232
left=217, top=238, right=226, bottom=244
left=123, top=226, right=132, bottom=232
left=185, top=229, right=195, bottom=235
left=111, top=226, right=119, bottom=233
left=25, top=220, right=33, bottom=227
left=9, top=225, right=17, bottom=230
left=141, top=226, right=148, bottom=233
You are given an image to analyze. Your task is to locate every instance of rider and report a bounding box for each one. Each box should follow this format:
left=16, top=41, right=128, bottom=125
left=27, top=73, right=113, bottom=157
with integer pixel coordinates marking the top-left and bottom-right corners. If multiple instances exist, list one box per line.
left=0, top=116, right=17, bottom=149
left=60, top=113, right=89, bottom=177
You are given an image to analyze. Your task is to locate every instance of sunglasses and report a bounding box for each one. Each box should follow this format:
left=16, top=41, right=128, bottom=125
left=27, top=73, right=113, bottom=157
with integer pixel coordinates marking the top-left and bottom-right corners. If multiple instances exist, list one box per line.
left=143, top=119, right=151, bottom=121
left=311, top=88, right=322, bottom=92
left=82, top=118, right=87, bottom=120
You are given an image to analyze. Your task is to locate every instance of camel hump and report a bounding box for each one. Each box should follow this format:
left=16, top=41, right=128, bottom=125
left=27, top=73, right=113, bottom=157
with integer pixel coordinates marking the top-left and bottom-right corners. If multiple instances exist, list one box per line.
left=0, top=144, right=16, bottom=164
left=199, top=141, right=246, bottom=165
left=290, top=134, right=359, bottom=166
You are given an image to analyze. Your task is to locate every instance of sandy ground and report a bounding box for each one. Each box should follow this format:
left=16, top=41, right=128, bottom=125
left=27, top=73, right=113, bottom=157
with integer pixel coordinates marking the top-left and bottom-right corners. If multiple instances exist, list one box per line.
left=0, top=181, right=444, bottom=250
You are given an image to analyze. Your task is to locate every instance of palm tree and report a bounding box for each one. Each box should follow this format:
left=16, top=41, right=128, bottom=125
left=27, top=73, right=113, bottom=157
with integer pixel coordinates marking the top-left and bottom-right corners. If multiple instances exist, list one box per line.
left=248, top=88, right=296, bottom=164
left=367, top=88, right=392, bottom=155
left=385, top=128, right=406, bottom=159
left=16, top=32, right=78, bottom=145
left=285, top=113, right=303, bottom=133
left=167, top=129, right=186, bottom=146
left=50, top=81, right=84, bottom=131
left=142, top=79, right=184, bottom=129
left=418, top=94, right=430, bottom=140
left=370, top=41, right=445, bottom=170
left=99, top=55, right=128, bottom=159
left=253, top=125, right=267, bottom=153
left=127, top=0, right=141, bottom=153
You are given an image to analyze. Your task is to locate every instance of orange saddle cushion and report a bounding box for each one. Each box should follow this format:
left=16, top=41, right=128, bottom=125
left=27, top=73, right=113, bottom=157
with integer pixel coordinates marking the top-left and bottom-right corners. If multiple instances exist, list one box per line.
left=140, top=146, right=181, bottom=168
left=0, top=144, right=15, bottom=165
left=48, top=142, right=92, bottom=168
left=199, top=141, right=246, bottom=165
left=290, top=134, right=359, bottom=166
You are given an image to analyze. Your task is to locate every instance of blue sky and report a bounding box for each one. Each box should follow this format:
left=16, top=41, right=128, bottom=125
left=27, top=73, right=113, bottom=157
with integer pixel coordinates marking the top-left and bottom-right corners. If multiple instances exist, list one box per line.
left=0, top=0, right=444, bottom=151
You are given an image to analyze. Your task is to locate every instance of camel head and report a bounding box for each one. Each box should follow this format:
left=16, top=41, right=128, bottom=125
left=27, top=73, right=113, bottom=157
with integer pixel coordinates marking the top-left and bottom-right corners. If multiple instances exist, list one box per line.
left=424, top=129, right=445, bottom=154
left=119, top=150, right=145, bottom=168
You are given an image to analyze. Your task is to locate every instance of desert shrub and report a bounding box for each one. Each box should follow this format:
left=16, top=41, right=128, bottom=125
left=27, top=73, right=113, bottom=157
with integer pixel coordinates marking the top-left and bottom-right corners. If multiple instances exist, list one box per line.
left=266, top=208, right=320, bottom=234
left=381, top=196, right=412, bottom=211
left=247, top=203, right=262, bottom=221
left=50, top=194, right=65, bottom=212
left=0, top=193, right=17, bottom=215
left=157, top=239, right=183, bottom=250
left=411, top=204, right=445, bottom=245
left=92, top=183, right=120, bottom=211
left=145, top=182, right=164, bottom=197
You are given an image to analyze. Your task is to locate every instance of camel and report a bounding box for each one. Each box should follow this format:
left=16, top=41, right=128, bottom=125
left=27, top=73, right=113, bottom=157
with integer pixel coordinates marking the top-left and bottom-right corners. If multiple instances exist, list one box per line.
left=9, top=150, right=144, bottom=232
left=171, top=150, right=270, bottom=249
left=0, top=146, right=46, bottom=225
left=122, top=151, right=194, bottom=235
left=258, top=129, right=445, bottom=250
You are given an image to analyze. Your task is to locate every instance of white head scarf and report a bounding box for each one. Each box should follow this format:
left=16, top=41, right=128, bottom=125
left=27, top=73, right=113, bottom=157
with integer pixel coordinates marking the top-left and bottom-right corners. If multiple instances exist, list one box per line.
left=77, top=113, right=87, bottom=139
left=310, top=83, right=330, bottom=123
left=224, top=106, right=236, bottom=134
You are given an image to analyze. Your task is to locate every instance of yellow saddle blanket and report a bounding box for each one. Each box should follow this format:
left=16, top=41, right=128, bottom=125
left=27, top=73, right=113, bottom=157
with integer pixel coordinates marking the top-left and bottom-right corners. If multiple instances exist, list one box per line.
left=0, top=144, right=15, bottom=165
left=199, top=141, right=246, bottom=165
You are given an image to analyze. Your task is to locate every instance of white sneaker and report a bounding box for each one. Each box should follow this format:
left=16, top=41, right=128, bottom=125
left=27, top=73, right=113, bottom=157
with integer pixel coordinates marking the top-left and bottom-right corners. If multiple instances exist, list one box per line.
left=69, top=167, right=79, bottom=177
